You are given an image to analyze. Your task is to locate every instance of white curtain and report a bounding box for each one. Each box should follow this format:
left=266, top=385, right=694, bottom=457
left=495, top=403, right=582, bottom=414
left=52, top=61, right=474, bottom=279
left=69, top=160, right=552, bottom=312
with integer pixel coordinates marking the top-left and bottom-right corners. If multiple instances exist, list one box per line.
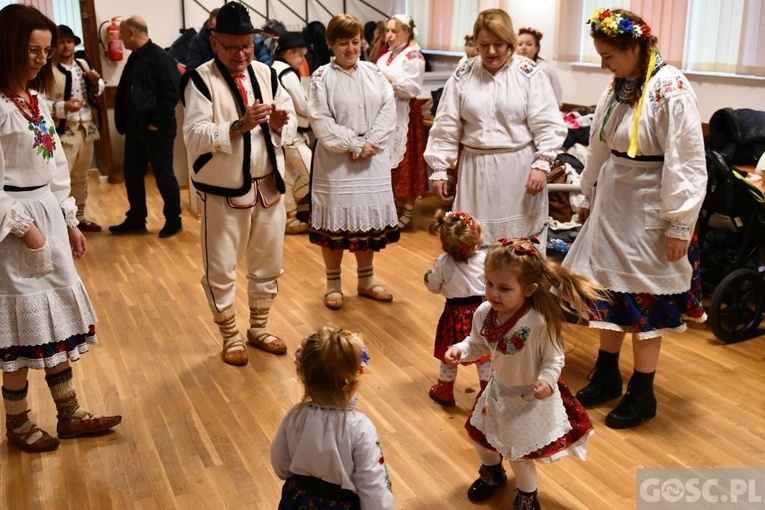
left=737, top=0, right=765, bottom=76
left=1, top=0, right=84, bottom=49
left=685, top=0, right=744, bottom=73
left=578, top=0, right=631, bottom=64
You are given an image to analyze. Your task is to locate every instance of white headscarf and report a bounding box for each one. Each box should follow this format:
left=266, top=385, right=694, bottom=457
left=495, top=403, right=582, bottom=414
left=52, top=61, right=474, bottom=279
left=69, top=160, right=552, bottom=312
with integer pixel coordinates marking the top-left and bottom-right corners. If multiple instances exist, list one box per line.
left=392, top=14, right=420, bottom=49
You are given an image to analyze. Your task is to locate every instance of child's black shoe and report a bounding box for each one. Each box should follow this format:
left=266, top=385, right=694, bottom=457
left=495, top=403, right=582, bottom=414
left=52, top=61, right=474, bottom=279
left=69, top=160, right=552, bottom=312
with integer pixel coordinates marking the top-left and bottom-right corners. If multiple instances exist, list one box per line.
left=514, top=489, right=541, bottom=510
left=467, top=462, right=507, bottom=502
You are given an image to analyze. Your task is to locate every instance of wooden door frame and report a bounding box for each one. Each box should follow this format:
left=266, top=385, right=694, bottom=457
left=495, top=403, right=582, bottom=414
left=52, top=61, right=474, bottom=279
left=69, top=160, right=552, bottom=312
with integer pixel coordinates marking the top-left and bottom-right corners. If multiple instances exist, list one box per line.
left=79, top=0, right=119, bottom=182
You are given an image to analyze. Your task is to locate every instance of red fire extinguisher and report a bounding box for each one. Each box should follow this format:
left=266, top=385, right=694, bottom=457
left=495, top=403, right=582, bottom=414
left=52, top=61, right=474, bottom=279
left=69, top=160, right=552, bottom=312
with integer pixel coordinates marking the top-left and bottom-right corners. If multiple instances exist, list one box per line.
left=106, top=18, right=123, bottom=61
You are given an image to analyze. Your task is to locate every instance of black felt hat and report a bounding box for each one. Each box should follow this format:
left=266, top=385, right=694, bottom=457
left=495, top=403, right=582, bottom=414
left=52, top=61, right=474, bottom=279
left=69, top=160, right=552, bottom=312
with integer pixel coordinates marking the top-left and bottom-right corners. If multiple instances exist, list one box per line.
left=58, top=25, right=81, bottom=45
left=213, top=2, right=261, bottom=36
left=276, top=32, right=306, bottom=53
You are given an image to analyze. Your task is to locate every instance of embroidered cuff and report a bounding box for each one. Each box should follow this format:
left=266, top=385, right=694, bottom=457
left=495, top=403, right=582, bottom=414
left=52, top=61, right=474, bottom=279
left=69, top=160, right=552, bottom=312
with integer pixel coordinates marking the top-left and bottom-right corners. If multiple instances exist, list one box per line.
left=64, top=209, right=79, bottom=229
left=667, top=222, right=692, bottom=241
left=429, top=170, right=449, bottom=181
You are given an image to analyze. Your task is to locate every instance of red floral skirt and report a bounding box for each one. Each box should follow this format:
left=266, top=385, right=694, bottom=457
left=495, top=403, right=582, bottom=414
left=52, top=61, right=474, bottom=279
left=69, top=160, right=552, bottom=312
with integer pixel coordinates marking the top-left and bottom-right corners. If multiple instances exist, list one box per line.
left=391, top=99, right=428, bottom=201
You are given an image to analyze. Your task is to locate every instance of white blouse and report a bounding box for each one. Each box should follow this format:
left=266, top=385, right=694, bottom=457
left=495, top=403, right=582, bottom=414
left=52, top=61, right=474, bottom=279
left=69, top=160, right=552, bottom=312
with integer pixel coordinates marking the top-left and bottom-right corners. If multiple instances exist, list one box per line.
left=0, top=91, right=77, bottom=239
left=424, top=55, right=565, bottom=175
left=424, top=249, right=486, bottom=299
left=376, top=43, right=425, bottom=168
left=562, top=64, right=707, bottom=294
left=454, top=302, right=564, bottom=391
left=271, top=403, right=395, bottom=510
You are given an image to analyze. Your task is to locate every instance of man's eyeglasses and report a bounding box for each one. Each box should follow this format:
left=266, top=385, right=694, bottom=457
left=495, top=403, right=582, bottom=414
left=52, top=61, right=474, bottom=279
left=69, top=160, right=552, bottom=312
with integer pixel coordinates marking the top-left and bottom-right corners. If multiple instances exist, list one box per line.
left=213, top=38, right=255, bottom=56
left=28, top=47, right=54, bottom=61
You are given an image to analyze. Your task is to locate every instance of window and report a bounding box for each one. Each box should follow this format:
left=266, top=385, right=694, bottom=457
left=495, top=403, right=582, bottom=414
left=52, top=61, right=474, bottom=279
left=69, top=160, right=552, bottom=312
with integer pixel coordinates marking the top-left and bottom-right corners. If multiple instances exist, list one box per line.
left=393, top=0, right=479, bottom=52
left=556, top=0, right=765, bottom=78
left=1, top=0, right=84, bottom=49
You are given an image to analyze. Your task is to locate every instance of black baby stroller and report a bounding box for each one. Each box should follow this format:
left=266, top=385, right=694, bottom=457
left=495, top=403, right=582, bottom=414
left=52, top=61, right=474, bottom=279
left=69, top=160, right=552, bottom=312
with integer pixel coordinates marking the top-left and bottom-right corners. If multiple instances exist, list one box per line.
left=698, top=149, right=765, bottom=343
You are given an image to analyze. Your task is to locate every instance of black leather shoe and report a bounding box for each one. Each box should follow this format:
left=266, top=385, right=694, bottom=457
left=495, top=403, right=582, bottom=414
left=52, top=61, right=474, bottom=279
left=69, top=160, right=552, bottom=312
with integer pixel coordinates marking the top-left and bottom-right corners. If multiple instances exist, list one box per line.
left=605, top=371, right=657, bottom=429
left=467, top=463, right=507, bottom=502
left=159, top=220, right=183, bottom=238
left=108, top=220, right=147, bottom=235
left=576, top=350, right=623, bottom=406
left=514, top=489, right=541, bottom=510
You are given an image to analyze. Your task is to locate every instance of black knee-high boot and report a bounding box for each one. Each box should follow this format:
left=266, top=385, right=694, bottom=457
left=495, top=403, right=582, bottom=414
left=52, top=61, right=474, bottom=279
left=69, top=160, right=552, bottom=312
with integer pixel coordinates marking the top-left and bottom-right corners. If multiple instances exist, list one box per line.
left=576, top=349, right=623, bottom=406
left=606, top=370, right=657, bottom=429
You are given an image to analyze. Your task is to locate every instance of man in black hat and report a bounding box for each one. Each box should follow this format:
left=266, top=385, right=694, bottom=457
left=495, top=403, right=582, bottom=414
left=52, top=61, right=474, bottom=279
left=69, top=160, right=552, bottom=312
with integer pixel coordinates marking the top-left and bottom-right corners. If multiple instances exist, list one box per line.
left=272, top=32, right=311, bottom=235
left=48, top=24, right=104, bottom=232
left=181, top=2, right=296, bottom=366
left=111, top=15, right=183, bottom=238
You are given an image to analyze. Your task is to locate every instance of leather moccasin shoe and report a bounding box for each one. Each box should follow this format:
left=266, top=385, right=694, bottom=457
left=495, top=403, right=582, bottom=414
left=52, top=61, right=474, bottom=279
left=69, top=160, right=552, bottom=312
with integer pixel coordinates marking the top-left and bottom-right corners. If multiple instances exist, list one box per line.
left=247, top=330, right=288, bottom=355
left=57, top=413, right=122, bottom=439
left=358, top=285, right=393, bottom=302
left=324, top=291, right=343, bottom=310
left=7, top=425, right=60, bottom=453
left=77, top=219, right=102, bottom=232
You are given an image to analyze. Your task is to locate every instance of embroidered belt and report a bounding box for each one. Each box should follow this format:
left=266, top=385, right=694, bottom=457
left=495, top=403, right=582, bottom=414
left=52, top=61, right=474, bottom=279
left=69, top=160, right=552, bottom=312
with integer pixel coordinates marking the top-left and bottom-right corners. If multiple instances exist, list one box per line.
left=611, top=150, right=664, bottom=162
left=287, top=475, right=359, bottom=501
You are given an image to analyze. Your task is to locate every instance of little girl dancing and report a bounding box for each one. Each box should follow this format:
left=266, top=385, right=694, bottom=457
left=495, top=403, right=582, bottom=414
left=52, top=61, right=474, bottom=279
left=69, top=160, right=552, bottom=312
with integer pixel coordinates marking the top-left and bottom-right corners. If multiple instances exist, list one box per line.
left=424, top=210, right=490, bottom=406
left=445, top=238, right=606, bottom=509
left=271, top=325, right=394, bottom=509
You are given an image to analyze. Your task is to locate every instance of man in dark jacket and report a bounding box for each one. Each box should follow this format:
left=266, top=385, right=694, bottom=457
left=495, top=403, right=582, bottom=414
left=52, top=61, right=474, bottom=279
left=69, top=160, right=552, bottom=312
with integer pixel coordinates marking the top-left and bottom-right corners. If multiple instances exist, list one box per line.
left=112, top=15, right=182, bottom=238
left=186, top=8, right=219, bottom=71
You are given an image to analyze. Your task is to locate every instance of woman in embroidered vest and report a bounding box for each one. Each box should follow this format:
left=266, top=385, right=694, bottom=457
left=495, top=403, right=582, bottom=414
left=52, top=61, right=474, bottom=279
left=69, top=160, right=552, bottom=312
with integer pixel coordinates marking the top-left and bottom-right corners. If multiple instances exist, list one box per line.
left=307, top=14, right=399, bottom=311
left=424, top=9, right=566, bottom=246
left=561, top=8, right=707, bottom=429
left=0, top=4, right=121, bottom=453
left=376, top=14, right=427, bottom=231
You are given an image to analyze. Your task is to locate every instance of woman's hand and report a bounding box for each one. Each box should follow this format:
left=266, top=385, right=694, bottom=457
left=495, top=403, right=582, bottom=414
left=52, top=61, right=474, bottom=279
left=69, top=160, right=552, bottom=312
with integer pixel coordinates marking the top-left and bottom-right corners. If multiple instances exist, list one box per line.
left=533, top=380, right=553, bottom=400
left=525, top=168, right=546, bottom=196
left=68, top=227, right=87, bottom=259
left=666, top=237, right=689, bottom=263
left=431, top=180, right=453, bottom=201
left=577, top=207, right=590, bottom=223
left=22, top=224, right=46, bottom=249
left=443, top=346, right=462, bottom=366
left=354, top=141, right=377, bottom=160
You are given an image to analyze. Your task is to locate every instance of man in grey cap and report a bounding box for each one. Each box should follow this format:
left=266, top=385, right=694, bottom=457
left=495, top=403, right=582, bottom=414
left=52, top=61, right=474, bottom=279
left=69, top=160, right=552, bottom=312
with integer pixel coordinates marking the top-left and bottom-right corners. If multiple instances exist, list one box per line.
left=181, top=2, right=296, bottom=366
left=49, top=24, right=104, bottom=232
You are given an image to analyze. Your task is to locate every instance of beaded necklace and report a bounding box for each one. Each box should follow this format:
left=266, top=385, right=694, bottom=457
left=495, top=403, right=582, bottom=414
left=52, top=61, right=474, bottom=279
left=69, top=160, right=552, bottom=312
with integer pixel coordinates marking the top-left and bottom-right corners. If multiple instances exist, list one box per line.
left=2, top=89, right=41, bottom=122
left=481, top=305, right=530, bottom=343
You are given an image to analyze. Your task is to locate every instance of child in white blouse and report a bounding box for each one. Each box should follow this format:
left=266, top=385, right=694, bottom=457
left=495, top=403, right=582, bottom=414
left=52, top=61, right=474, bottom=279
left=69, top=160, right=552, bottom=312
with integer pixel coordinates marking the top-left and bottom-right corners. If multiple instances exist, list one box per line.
left=424, top=210, right=489, bottom=406
left=271, top=325, right=394, bottom=509
left=445, top=238, right=605, bottom=509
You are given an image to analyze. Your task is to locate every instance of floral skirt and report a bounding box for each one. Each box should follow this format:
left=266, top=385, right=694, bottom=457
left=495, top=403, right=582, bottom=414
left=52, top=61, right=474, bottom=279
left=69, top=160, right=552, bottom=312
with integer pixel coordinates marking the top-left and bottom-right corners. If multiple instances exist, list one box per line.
left=1, top=327, right=95, bottom=373
left=278, top=475, right=361, bottom=510
left=589, top=234, right=706, bottom=339
left=391, top=99, right=428, bottom=201
left=308, top=226, right=400, bottom=252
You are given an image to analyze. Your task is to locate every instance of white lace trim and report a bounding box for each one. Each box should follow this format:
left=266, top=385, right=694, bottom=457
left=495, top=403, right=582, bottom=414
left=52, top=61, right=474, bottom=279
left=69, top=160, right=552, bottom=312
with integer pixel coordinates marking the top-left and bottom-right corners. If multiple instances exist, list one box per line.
left=311, top=203, right=398, bottom=232
left=0, top=282, right=97, bottom=348
left=588, top=320, right=688, bottom=339
left=8, top=209, right=35, bottom=237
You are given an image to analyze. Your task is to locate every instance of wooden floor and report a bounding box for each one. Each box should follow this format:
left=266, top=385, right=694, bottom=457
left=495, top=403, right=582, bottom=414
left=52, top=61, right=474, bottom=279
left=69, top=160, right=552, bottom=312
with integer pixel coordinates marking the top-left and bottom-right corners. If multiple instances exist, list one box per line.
left=2, top=173, right=764, bottom=510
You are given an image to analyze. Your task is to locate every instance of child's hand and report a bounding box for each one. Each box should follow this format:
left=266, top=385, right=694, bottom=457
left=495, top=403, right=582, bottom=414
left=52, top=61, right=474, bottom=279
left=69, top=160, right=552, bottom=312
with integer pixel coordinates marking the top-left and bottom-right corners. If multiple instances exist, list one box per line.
left=533, top=380, right=553, bottom=400
left=444, top=346, right=462, bottom=366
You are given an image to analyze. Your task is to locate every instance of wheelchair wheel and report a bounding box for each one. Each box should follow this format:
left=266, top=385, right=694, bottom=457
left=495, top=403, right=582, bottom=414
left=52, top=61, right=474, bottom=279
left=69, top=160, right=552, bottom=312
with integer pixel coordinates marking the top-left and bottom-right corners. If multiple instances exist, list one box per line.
left=708, top=268, right=765, bottom=343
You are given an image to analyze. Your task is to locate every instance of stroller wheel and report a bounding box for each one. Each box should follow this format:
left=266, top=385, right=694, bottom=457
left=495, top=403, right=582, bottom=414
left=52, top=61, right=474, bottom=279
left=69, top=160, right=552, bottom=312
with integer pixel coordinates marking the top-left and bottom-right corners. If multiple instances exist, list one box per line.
left=709, top=268, right=765, bottom=343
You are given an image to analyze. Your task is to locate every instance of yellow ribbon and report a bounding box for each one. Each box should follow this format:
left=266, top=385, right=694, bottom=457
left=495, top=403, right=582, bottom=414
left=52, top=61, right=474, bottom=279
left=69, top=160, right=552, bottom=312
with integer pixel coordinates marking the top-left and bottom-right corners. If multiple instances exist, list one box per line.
left=628, top=47, right=657, bottom=158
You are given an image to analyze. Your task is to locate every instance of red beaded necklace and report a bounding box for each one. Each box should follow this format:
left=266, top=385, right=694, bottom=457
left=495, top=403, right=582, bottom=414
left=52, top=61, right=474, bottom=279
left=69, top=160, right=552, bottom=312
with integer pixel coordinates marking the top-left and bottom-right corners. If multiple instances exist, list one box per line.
left=2, top=89, right=41, bottom=122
